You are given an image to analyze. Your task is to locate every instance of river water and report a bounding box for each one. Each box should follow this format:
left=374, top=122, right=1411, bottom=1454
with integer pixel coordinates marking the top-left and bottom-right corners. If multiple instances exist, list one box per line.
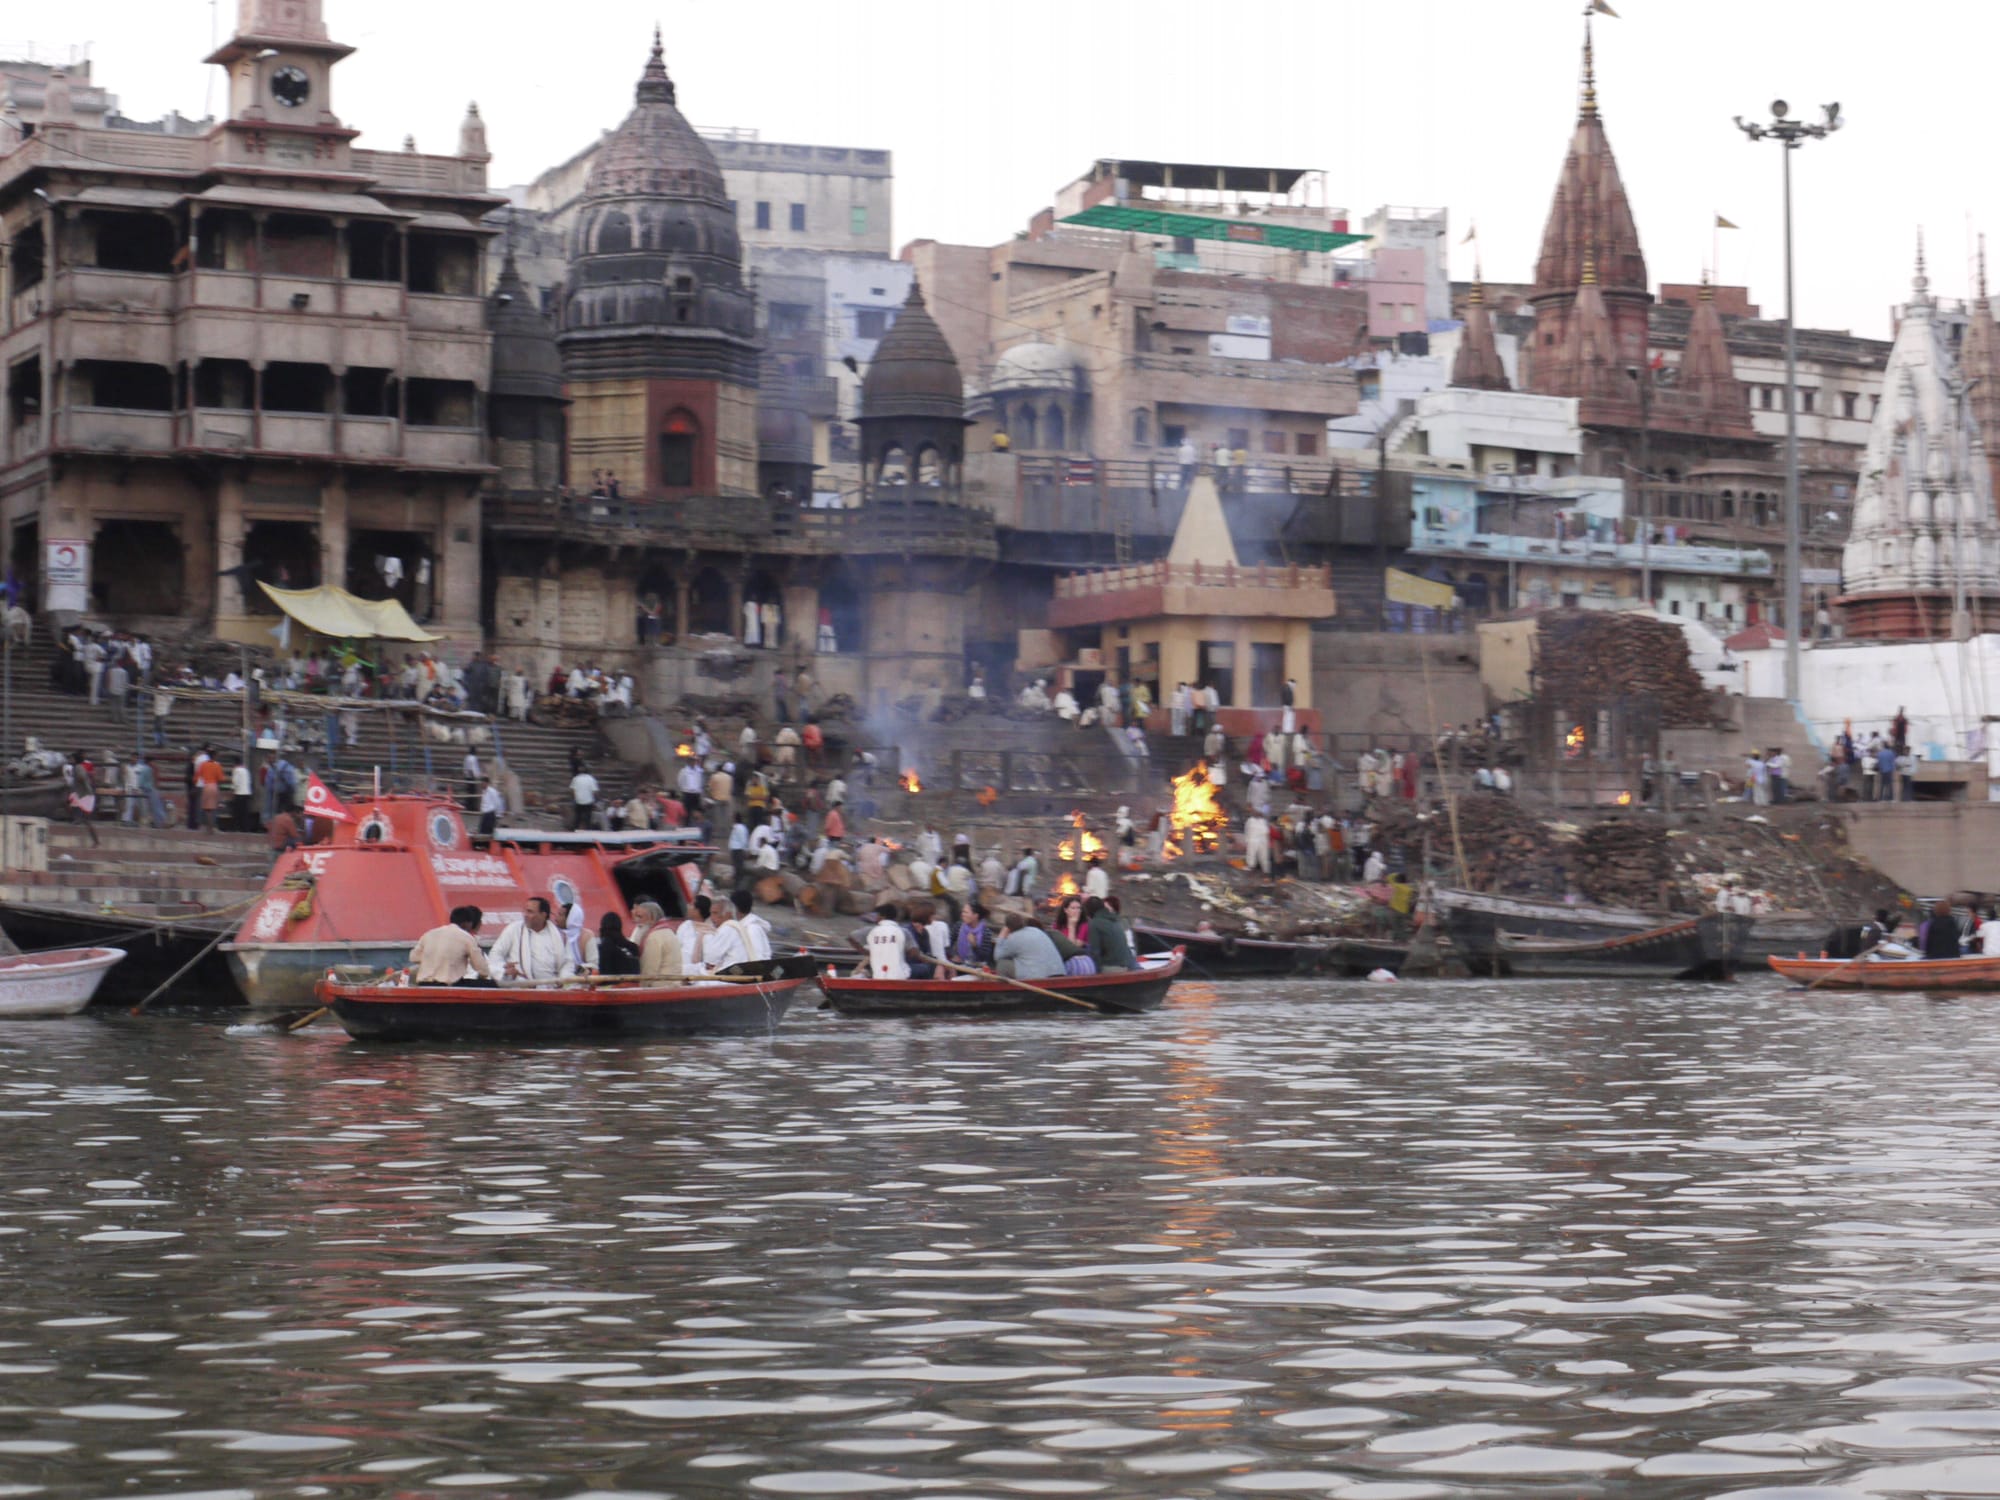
left=6, top=977, right=2000, bottom=1498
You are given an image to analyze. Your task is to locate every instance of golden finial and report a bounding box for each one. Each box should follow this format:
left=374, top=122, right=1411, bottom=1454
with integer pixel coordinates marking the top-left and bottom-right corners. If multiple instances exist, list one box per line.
left=1699, top=266, right=1714, bottom=302
left=1581, top=249, right=1598, bottom=286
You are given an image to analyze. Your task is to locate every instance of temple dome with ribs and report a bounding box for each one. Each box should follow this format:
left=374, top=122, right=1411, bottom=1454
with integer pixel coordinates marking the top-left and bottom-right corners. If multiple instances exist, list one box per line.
left=861, top=282, right=966, bottom=422
left=561, top=31, right=753, bottom=362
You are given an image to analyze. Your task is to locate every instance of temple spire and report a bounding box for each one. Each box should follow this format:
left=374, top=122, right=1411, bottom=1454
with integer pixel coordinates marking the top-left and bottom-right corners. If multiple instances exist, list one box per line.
left=1680, top=267, right=1749, bottom=420
left=1914, top=226, right=1930, bottom=301
left=636, top=25, right=675, bottom=104
left=1450, top=260, right=1511, bottom=393
left=1580, top=16, right=1598, bottom=119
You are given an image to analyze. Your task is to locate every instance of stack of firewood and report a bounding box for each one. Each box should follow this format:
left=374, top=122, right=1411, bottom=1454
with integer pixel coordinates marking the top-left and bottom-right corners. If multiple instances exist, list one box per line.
left=1537, top=612, right=1714, bottom=726
left=1572, top=821, right=1673, bottom=908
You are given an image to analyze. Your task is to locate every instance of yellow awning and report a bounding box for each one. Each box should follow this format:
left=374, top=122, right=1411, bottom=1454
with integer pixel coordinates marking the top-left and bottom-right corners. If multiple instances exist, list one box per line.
left=257, top=583, right=440, bottom=642
left=1385, top=568, right=1460, bottom=611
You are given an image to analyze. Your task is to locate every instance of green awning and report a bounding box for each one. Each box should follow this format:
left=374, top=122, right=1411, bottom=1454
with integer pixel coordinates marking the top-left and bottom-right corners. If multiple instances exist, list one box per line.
left=1061, top=204, right=1369, bottom=254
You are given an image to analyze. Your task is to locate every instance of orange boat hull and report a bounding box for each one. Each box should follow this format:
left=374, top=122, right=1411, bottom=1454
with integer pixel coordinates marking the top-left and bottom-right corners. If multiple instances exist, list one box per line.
left=1768, top=955, right=2000, bottom=991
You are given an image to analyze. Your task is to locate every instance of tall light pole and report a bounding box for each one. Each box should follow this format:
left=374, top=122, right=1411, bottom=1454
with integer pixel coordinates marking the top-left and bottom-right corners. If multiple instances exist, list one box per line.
left=1735, top=100, right=1841, bottom=706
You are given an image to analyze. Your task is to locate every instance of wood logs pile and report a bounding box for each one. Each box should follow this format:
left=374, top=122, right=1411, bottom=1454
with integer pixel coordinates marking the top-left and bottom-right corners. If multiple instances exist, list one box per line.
left=530, top=694, right=600, bottom=730
left=1536, top=612, right=1714, bottom=726
left=1368, top=795, right=1568, bottom=899
left=1572, top=821, right=1672, bottom=908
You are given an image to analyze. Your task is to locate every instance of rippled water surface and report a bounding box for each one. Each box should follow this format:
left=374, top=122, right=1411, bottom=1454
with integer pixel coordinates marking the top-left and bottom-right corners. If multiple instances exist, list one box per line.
left=11, top=978, right=2000, bottom=1497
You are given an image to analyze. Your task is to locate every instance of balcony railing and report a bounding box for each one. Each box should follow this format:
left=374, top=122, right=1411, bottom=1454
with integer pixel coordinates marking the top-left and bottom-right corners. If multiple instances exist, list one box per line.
left=1055, top=559, right=1333, bottom=597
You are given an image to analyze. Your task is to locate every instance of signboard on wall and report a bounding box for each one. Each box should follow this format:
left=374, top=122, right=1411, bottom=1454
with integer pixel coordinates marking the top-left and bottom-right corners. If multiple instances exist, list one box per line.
left=44, top=539, right=88, bottom=613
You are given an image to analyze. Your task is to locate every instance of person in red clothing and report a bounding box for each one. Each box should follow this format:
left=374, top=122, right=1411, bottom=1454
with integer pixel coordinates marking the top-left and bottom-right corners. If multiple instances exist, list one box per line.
left=801, top=718, right=825, bottom=767
left=195, top=754, right=226, bottom=831
left=824, top=802, right=846, bottom=841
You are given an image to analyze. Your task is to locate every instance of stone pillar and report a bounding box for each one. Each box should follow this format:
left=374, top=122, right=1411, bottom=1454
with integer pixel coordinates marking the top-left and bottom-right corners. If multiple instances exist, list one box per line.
left=673, top=575, right=691, bottom=642
left=319, top=473, right=348, bottom=592
left=214, top=470, right=248, bottom=631
left=782, top=580, right=819, bottom=654
left=726, top=566, right=746, bottom=645
left=437, top=486, right=482, bottom=643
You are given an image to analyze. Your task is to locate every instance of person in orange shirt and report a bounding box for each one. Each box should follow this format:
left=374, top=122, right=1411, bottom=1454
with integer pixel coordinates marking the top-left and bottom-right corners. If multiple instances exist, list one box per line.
left=195, top=754, right=226, bottom=831
left=824, top=802, right=846, bottom=841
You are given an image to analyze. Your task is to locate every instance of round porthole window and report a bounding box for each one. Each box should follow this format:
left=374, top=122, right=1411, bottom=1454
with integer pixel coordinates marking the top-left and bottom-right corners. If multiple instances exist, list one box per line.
left=430, top=809, right=462, bottom=848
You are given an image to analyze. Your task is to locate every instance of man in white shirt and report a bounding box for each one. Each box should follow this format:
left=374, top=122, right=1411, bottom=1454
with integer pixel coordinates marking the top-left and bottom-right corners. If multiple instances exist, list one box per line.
left=570, top=766, right=599, bottom=831
left=729, top=889, right=774, bottom=962
left=490, top=898, right=573, bottom=981
left=462, top=748, right=481, bottom=786
left=476, top=779, right=505, bottom=838
left=1243, top=812, right=1272, bottom=876
left=410, top=906, right=494, bottom=986
left=865, top=903, right=913, bottom=980
left=916, top=824, right=944, bottom=865
left=1084, top=857, right=1110, bottom=901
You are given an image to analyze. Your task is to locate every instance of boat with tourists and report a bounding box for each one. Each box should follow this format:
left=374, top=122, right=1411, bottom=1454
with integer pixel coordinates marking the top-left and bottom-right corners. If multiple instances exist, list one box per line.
left=1767, top=953, right=2000, bottom=991
left=223, top=793, right=709, bottom=1009
left=817, top=949, right=1185, bottom=1017
left=315, top=969, right=808, bottom=1040
left=0, top=946, right=128, bottom=1018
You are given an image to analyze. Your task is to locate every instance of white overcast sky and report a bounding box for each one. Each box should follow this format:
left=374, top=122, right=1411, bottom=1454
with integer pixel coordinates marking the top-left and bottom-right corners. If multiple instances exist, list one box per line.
left=39, top=0, right=1999, bottom=340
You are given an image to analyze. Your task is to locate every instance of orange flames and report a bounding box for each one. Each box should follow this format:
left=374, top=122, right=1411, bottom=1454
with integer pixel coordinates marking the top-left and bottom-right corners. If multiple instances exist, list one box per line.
left=675, top=743, right=696, bottom=758
left=1163, top=763, right=1227, bottom=860
left=1069, top=810, right=1087, bottom=829
left=1050, top=873, right=1081, bottom=903
left=976, top=785, right=999, bottom=807
left=1058, top=838, right=1075, bottom=862
left=1080, top=829, right=1105, bottom=859
left=1616, top=790, right=1633, bottom=806
left=899, top=769, right=922, bottom=794
left=1564, top=724, right=1586, bottom=757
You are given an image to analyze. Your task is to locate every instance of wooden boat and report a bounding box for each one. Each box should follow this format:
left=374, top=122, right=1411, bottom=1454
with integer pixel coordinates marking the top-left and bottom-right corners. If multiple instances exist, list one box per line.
left=224, top=794, right=712, bottom=1010
left=1132, top=922, right=1332, bottom=979
left=1496, top=918, right=1721, bottom=980
left=1435, top=888, right=1749, bottom=976
left=817, top=949, right=1185, bottom=1017
left=0, top=947, right=128, bottom=1018
left=315, top=971, right=808, bottom=1041
left=1768, top=954, right=2000, bottom=991
left=0, top=902, right=232, bottom=1005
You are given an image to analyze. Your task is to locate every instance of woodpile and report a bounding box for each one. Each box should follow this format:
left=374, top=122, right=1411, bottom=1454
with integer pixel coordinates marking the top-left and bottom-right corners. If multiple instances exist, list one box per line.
left=531, top=694, right=600, bottom=730
left=1368, top=795, right=1568, bottom=899
left=1572, top=821, right=1673, bottom=908
left=1536, top=612, right=1714, bottom=727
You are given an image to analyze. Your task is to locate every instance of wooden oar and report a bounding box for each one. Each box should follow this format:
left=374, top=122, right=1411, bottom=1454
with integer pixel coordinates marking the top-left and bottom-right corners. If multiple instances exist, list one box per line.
left=930, top=955, right=1101, bottom=1012
left=1803, top=940, right=1884, bottom=990
left=130, top=923, right=235, bottom=1014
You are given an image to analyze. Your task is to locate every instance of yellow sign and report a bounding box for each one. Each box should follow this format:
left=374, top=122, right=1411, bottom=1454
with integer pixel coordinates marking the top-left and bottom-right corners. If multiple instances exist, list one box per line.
left=1385, top=568, right=1460, bottom=611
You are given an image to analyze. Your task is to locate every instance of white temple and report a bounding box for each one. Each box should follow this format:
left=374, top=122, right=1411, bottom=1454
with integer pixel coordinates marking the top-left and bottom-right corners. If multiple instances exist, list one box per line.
left=1839, top=247, right=2000, bottom=638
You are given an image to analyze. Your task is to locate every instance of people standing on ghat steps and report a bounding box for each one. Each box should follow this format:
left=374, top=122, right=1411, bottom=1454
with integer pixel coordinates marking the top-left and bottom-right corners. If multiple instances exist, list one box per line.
left=479, top=778, right=505, bottom=838
left=63, top=750, right=99, bottom=847
left=569, top=762, right=599, bottom=831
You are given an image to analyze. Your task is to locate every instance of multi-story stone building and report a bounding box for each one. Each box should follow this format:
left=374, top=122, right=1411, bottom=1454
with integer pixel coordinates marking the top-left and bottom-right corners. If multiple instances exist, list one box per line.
left=0, top=0, right=497, bottom=643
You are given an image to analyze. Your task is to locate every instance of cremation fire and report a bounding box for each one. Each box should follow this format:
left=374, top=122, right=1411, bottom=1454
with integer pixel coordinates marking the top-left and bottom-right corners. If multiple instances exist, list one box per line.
left=1616, top=790, right=1633, bottom=806
left=899, top=769, right=922, bottom=794
left=1048, top=873, right=1081, bottom=904
left=1162, top=763, right=1227, bottom=860
left=1565, top=724, right=1586, bottom=757
left=675, top=743, right=695, bottom=758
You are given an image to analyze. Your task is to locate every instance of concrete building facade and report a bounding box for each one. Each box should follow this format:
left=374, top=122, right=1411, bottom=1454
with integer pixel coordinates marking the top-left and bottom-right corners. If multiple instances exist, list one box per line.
left=0, top=0, right=498, bottom=644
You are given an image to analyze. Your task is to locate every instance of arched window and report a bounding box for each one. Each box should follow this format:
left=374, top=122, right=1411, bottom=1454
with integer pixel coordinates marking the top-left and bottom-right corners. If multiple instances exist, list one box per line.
left=596, top=211, right=633, bottom=254
left=1720, top=488, right=1736, bottom=518
left=1132, top=408, right=1151, bottom=447
left=879, top=444, right=909, bottom=484
left=1045, top=404, right=1066, bottom=451
left=1015, top=408, right=1037, bottom=449
left=915, top=446, right=943, bottom=486
left=658, top=409, right=700, bottom=488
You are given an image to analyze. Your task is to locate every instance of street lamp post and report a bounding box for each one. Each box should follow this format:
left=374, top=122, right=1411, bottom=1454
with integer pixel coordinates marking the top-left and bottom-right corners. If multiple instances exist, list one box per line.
left=1735, top=99, right=1841, bottom=706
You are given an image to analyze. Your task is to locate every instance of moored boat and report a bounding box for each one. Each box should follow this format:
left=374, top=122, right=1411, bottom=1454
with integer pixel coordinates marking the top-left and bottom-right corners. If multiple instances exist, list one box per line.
left=1496, top=917, right=1725, bottom=980
left=1132, top=922, right=1331, bottom=979
left=1768, top=954, right=2000, bottom=992
left=817, top=949, right=1185, bottom=1017
left=316, top=971, right=808, bottom=1041
left=0, top=947, right=128, bottom=1018
left=1436, top=888, right=1749, bottom=976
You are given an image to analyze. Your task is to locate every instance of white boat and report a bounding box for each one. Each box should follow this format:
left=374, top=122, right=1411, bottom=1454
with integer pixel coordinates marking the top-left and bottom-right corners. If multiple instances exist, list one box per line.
left=0, top=947, right=129, bottom=1018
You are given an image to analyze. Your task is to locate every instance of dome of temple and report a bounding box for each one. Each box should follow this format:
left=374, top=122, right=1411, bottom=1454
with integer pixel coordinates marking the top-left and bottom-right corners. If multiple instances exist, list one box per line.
left=988, top=340, right=1080, bottom=393
left=487, top=253, right=564, bottom=402
left=860, top=282, right=965, bottom=422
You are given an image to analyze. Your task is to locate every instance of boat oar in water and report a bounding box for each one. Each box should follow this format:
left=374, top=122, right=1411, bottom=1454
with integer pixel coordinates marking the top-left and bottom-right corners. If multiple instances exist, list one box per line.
left=930, top=955, right=1101, bottom=1012
left=1804, top=940, right=1884, bottom=990
left=130, top=924, right=235, bottom=1015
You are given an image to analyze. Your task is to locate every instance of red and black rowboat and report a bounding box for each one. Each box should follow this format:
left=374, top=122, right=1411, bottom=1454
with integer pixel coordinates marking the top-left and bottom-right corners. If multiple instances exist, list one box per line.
left=1768, top=954, right=2000, bottom=992
left=815, top=949, right=1184, bottom=1018
left=315, top=972, right=807, bottom=1041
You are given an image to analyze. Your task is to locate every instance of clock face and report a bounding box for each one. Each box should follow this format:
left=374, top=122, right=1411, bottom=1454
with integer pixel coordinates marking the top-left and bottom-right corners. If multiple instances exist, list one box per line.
left=271, top=65, right=311, bottom=109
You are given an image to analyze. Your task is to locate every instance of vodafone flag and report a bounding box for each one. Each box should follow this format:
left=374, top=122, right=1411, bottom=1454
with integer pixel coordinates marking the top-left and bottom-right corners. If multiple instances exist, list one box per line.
left=303, top=771, right=355, bottom=823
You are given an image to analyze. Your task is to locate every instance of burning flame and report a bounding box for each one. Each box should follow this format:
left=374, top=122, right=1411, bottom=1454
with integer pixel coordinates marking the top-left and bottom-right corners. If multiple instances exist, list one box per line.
left=1616, top=790, right=1633, bottom=806
left=899, top=769, right=922, bottom=794
left=1079, top=829, right=1105, bottom=859
left=1163, top=763, right=1227, bottom=860
left=976, top=785, right=999, bottom=807
left=675, top=743, right=695, bottom=758
left=1069, top=810, right=1087, bottom=829
left=1564, top=724, right=1586, bottom=757
left=1058, top=838, right=1076, bottom=862
left=1050, top=873, right=1081, bottom=903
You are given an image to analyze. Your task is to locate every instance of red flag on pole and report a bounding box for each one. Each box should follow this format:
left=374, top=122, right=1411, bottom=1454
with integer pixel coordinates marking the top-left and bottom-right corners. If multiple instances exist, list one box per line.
left=303, top=771, right=354, bottom=824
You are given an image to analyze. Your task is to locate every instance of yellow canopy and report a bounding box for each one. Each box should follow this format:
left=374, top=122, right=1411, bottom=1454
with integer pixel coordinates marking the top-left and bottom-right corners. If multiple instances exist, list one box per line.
left=1384, top=568, right=1460, bottom=612
left=257, top=583, right=440, bottom=642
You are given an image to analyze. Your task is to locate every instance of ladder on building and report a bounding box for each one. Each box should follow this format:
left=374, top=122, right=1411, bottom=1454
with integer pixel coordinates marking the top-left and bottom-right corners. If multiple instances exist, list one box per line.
left=1112, top=513, right=1133, bottom=566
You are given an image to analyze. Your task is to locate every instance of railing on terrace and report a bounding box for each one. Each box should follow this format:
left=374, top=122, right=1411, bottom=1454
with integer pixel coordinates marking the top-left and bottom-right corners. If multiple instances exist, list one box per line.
left=1131, top=351, right=1348, bottom=384
left=1055, top=559, right=1332, bottom=597
left=1014, top=455, right=1372, bottom=497
left=483, top=489, right=997, bottom=557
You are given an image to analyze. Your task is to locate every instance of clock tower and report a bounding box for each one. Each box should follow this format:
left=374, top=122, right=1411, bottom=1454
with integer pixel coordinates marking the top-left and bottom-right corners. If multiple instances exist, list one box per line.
left=205, top=0, right=354, bottom=129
